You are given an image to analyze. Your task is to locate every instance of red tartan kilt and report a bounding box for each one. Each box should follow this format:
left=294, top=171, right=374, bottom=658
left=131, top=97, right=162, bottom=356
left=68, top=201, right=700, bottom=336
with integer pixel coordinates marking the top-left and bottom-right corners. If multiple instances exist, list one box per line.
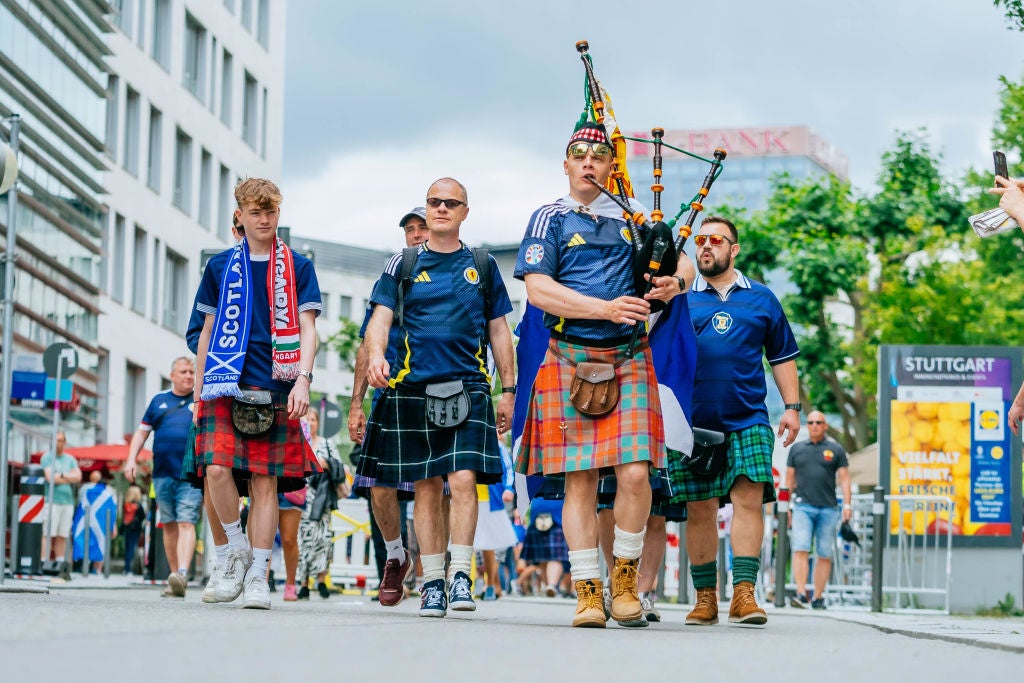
left=195, top=390, right=318, bottom=483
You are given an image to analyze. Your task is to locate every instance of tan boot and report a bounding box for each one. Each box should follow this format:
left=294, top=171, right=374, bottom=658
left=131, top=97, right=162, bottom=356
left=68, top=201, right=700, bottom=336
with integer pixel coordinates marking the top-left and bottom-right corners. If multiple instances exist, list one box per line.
left=685, top=587, right=719, bottom=625
left=728, top=581, right=767, bottom=625
left=573, top=579, right=607, bottom=628
left=610, top=557, right=645, bottom=625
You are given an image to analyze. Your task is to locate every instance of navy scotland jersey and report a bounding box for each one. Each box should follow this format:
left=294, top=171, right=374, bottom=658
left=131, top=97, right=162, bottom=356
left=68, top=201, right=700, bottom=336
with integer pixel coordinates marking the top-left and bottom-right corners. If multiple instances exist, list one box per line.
left=514, top=204, right=643, bottom=342
left=689, top=270, right=799, bottom=433
left=358, top=287, right=403, bottom=370
left=140, top=390, right=195, bottom=479
left=370, top=242, right=512, bottom=387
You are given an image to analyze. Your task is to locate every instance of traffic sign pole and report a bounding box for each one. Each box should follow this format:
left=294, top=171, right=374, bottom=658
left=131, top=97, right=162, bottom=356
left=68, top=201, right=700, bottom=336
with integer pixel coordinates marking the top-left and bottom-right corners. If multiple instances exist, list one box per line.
left=0, top=114, right=20, bottom=584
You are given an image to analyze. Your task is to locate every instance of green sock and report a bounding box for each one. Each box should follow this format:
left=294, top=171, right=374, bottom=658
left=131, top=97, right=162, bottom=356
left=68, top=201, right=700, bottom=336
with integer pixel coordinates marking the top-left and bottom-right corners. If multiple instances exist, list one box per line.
left=690, top=561, right=717, bottom=590
left=732, top=556, right=760, bottom=586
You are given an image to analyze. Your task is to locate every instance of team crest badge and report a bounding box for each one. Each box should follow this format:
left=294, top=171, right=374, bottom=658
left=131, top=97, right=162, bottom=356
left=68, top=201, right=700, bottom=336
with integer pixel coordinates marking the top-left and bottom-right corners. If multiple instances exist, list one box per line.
left=620, top=227, right=633, bottom=244
left=464, top=267, right=479, bottom=284
left=823, top=449, right=834, bottom=462
left=712, top=312, right=733, bottom=334
left=524, top=244, right=544, bottom=265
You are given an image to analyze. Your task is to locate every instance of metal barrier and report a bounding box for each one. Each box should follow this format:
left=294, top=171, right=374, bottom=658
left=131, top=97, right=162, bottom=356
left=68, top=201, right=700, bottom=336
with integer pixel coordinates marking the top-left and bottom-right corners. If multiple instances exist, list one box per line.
left=883, top=494, right=953, bottom=614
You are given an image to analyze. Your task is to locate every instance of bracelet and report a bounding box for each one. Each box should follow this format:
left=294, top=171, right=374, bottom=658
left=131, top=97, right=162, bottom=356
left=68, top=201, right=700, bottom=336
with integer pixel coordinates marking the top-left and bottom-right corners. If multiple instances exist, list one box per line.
left=842, top=505, right=852, bottom=510
left=501, top=386, right=516, bottom=395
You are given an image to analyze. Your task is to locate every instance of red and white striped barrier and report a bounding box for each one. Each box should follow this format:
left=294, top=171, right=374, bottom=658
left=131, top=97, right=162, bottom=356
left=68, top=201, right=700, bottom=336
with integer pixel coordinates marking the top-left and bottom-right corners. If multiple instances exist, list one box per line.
left=18, top=494, right=44, bottom=524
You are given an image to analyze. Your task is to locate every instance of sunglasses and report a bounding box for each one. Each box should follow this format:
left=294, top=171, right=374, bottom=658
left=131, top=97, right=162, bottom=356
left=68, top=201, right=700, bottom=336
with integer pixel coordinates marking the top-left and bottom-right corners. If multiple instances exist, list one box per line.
left=807, top=420, right=824, bottom=425
left=426, top=197, right=466, bottom=209
left=694, top=233, right=735, bottom=247
left=566, top=141, right=614, bottom=160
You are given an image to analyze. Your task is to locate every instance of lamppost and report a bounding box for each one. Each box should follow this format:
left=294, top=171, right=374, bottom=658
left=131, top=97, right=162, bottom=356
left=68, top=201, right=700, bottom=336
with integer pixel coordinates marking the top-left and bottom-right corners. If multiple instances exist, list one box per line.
left=0, top=114, right=22, bottom=585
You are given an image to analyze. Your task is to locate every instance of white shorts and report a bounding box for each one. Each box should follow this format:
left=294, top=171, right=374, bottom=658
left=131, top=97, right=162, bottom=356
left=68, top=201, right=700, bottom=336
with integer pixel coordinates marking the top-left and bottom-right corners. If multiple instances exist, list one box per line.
left=43, top=503, right=74, bottom=538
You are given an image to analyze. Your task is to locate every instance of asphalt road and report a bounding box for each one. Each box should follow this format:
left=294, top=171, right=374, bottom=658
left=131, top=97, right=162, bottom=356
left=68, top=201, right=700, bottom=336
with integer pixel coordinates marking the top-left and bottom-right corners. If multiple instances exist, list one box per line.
left=1, top=589, right=1019, bottom=681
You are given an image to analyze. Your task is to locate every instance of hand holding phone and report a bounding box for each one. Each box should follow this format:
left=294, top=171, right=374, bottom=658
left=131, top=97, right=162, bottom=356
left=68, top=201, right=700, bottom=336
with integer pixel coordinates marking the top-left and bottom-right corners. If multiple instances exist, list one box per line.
left=994, top=151, right=1009, bottom=184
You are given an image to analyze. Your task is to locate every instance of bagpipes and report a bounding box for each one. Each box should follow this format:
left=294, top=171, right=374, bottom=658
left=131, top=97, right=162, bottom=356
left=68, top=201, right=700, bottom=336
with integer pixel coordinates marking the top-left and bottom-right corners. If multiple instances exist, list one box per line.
left=574, top=40, right=727, bottom=356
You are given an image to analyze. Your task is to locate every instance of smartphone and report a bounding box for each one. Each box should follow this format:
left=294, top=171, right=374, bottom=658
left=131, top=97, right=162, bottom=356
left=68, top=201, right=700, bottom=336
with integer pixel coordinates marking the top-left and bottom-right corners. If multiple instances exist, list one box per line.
left=994, top=150, right=1009, bottom=183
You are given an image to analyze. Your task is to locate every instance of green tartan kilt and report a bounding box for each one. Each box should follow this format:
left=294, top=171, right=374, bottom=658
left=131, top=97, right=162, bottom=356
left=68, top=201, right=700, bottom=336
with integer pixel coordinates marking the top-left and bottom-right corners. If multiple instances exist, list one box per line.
left=668, top=424, right=777, bottom=505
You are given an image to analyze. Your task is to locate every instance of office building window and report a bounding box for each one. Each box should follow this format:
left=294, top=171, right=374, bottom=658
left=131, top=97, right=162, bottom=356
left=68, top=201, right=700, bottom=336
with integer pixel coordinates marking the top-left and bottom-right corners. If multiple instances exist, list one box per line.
left=111, top=214, right=125, bottom=302
left=209, top=37, right=218, bottom=113
left=260, top=86, right=268, bottom=158
left=340, top=296, right=352, bottom=320
left=199, top=148, right=212, bottom=228
left=220, top=49, right=233, bottom=127
left=243, top=71, right=258, bottom=148
left=105, top=75, right=119, bottom=158
left=151, top=0, right=171, bottom=70
left=257, top=0, right=270, bottom=47
left=218, top=164, right=233, bottom=240
left=124, top=362, right=146, bottom=436
left=113, top=0, right=134, bottom=38
left=147, top=106, right=162, bottom=192
left=174, top=128, right=193, bottom=214
left=131, top=226, right=147, bottom=314
left=183, top=13, right=207, bottom=101
left=320, top=293, right=330, bottom=319
left=123, top=87, right=139, bottom=175
left=315, top=339, right=328, bottom=370
left=163, top=249, right=188, bottom=332
left=224, top=0, right=235, bottom=13
left=151, top=237, right=162, bottom=321
left=136, top=0, right=146, bottom=50
left=241, top=0, right=253, bottom=31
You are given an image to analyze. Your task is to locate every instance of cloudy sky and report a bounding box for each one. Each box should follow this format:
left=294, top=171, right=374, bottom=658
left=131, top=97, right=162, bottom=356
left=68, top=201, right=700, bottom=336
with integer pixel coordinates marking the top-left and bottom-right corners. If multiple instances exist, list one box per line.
left=281, top=0, right=1024, bottom=250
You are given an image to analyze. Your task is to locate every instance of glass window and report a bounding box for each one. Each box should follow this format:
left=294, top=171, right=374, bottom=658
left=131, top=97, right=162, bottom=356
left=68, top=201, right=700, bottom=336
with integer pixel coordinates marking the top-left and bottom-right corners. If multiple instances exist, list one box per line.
left=183, top=13, right=207, bottom=101
left=163, top=248, right=188, bottom=331
left=220, top=49, right=233, bottom=127
left=208, top=37, right=218, bottom=113
left=151, top=0, right=170, bottom=70
left=113, top=0, right=134, bottom=38
left=340, top=296, right=352, bottom=320
left=224, top=0, right=235, bottom=13
left=124, top=362, right=146, bottom=435
left=135, top=0, right=146, bottom=50
left=151, top=237, right=162, bottom=321
left=218, top=164, right=233, bottom=241
left=320, top=293, right=330, bottom=319
left=147, top=106, right=162, bottom=192
left=174, top=128, right=193, bottom=214
left=257, top=0, right=270, bottom=47
left=131, top=226, right=147, bottom=314
left=122, top=86, right=139, bottom=175
left=241, top=0, right=253, bottom=31
left=105, top=75, right=119, bottom=159
left=199, top=148, right=212, bottom=228
left=260, top=86, right=268, bottom=158
left=111, top=214, right=125, bottom=302
left=243, top=71, right=258, bottom=148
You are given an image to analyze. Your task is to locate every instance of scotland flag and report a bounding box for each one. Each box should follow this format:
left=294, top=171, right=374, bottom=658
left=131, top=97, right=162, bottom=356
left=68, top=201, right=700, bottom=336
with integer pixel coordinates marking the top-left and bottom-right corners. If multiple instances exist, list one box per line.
left=72, top=483, right=118, bottom=563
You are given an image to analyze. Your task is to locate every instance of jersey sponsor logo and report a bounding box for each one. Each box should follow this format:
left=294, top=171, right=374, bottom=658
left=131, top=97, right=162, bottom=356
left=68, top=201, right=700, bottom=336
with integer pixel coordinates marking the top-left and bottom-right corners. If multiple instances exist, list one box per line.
left=567, top=233, right=587, bottom=247
left=524, top=244, right=544, bottom=265
left=619, top=227, right=633, bottom=244
left=464, top=267, right=479, bottom=284
left=823, top=449, right=834, bottom=462
left=712, top=311, right=733, bottom=334
left=414, top=271, right=431, bottom=283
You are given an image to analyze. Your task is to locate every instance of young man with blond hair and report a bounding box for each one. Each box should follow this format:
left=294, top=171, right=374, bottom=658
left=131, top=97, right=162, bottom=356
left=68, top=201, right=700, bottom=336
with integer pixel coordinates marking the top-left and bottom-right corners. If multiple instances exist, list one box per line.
left=191, top=178, right=322, bottom=609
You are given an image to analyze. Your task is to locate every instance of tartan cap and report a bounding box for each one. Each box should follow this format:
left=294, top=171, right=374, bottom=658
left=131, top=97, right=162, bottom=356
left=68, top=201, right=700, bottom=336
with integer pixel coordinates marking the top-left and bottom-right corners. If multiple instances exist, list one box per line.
left=566, top=123, right=608, bottom=153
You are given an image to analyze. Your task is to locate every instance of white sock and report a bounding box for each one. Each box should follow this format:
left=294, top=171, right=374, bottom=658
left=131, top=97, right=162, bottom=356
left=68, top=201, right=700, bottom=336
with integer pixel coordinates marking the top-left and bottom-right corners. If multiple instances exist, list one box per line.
left=448, top=544, right=473, bottom=580
left=613, top=526, right=646, bottom=561
left=222, top=520, right=247, bottom=550
left=384, top=536, right=406, bottom=562
left=421, top=553, right=446, bottom=584
left=568, top=548, right=600, bottom=581
left=214, top=543, right=229, bottom=566
left=249, top=548, right=272, bottom=577
left=177, top=567, right=188, bottom=577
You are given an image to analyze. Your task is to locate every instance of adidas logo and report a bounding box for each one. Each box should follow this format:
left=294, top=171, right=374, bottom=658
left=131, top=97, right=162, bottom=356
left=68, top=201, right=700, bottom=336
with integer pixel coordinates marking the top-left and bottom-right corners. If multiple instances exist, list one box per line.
left=158, top=403, right=168, bottom=409
left=414, top=271, right=431, bottom=283
left=567, top=233, right=586, bottom=247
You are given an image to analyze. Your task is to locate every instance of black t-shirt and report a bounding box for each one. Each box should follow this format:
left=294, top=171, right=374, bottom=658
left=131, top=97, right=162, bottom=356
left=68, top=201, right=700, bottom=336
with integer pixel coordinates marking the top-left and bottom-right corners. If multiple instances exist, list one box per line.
left=786, top=438, right=849, bottom=507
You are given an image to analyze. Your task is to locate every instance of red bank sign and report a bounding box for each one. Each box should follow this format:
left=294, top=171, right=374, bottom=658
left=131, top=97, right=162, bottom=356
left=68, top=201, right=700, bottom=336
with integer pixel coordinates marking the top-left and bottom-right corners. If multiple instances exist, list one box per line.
left=626, top=126, right=848, bottom=179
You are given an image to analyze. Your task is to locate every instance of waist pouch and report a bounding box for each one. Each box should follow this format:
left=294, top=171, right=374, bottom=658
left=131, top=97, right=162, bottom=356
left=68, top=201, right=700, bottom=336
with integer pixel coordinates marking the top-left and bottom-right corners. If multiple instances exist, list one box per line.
left=680, top=427, right=730, bottom=479
left=231, top=390, right=275, bottom=437
left=424, top=380, right=471, bottom=429
left=550, top=346, right=629, bottom=418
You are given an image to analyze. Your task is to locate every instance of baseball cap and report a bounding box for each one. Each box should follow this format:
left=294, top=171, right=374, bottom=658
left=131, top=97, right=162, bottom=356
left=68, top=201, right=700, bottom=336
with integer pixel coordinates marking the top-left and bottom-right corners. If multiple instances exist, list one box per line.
left=399, top=206, right=427, bottom=228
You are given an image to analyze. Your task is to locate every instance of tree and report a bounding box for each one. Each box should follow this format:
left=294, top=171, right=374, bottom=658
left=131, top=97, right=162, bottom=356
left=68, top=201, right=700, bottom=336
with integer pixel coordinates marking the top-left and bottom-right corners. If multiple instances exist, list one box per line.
left=994, top=0, right=1024, bottom=31
left=325, top=318, right=362, bottom=372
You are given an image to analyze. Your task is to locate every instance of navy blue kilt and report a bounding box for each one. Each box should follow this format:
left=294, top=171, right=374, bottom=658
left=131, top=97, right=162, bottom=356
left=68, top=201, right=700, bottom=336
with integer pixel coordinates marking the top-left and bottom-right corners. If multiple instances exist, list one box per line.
left=356, top=382, right=502, bottom=485
left=350, top=441, right=416, bottom=501
left=521, top=523, right=569, bottom=563
left=596, top=468, right=681, bottom=520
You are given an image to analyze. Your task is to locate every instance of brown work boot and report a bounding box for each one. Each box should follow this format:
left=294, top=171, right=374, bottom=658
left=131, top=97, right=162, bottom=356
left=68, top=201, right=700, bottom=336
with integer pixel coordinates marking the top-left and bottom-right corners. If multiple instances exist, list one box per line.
left=728, top=581, right=767, bottom=625
left=572, top=579, right=607, bottom=628
left=685, top=587, right=719, bottom=625
left=610, top=557, right=646, bottom=626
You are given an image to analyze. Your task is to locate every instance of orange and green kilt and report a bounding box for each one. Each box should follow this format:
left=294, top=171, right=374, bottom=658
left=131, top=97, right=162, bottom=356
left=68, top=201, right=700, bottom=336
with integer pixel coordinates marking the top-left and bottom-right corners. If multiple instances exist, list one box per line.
left=192, top=386, right=319, bottom=493
left=516, top=338, right=665, bottom=476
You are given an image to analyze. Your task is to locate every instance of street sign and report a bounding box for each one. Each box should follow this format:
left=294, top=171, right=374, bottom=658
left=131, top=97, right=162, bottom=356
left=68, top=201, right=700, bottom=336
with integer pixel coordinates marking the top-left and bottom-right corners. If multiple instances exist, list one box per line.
left=11, top=370, right=45, bottom=400
left=320, top=399, right=342, bottom=439
left=0, top=140, right=16, bottom=194
left=43, top=343, right=78, bottom=378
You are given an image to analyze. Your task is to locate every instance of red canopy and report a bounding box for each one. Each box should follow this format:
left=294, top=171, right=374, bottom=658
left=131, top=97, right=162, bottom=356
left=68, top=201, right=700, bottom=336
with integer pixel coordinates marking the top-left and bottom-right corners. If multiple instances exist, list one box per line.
left=31, top=444, right=152, bottom=474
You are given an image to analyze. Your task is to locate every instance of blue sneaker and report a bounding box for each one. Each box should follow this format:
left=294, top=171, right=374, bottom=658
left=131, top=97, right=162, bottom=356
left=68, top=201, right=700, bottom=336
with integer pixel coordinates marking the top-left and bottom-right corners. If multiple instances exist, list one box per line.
left=419, top=579, right=447, bottom=617
left=483, top=585, right=498, bottom=601
left=448, top=571, right=477, bottom=612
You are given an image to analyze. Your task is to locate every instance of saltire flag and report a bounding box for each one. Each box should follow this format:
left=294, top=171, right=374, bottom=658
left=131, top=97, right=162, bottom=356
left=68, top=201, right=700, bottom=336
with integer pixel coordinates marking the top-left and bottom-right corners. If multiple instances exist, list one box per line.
left=648, top=294, right=697, bottom=455
left=72, top=483, right=118, bottom=563
left=510, top=302, right=551, bottom=517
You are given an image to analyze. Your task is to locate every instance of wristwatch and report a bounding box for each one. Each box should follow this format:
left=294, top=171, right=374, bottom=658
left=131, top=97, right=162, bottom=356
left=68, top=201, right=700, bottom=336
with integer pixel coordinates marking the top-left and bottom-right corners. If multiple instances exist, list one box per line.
left=297, top=370, right=314, bottom=383
left=501, top=385, right=517, bottom=395
left=675, top=276, right=687, bottom=292
left=784, top=402, right=802, bottom=412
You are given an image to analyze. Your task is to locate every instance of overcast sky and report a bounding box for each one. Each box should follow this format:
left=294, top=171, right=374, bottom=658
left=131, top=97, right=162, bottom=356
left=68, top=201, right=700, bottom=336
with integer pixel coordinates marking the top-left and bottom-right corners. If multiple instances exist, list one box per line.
left=280, top=0, right=1024, bottom=251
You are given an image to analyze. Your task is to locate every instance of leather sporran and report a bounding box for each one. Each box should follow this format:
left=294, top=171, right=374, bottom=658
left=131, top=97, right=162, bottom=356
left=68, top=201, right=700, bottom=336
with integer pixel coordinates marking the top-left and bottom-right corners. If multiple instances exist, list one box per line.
left=680, top=428, right=729, bottom=479
left=424, top=380, right=471, bottom=428
left=534, top=513, right=554, bottom=532
left=231, top=390, right=275, bottom=437
left=568, top=362, right=619, bottom=417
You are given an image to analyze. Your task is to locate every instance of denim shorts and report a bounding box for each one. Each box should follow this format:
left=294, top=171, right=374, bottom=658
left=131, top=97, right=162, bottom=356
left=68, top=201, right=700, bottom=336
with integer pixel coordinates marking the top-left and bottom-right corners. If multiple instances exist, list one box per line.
left=153, top=477, right=203, bottom=524
left=790, top=502, right=840, bottom=557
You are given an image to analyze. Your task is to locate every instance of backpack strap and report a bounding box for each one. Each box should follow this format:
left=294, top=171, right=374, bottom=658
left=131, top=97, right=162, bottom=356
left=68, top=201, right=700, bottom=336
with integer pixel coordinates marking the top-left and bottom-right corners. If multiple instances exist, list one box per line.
left=471, top=247, right=492, bottom=347
left=395, top=246, right=419, bottom=329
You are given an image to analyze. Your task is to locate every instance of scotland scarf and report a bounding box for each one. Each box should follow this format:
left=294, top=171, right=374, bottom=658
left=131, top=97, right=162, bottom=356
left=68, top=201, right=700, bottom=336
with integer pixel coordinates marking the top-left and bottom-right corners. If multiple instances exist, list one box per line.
left=201, top=236, right=300, bottom=400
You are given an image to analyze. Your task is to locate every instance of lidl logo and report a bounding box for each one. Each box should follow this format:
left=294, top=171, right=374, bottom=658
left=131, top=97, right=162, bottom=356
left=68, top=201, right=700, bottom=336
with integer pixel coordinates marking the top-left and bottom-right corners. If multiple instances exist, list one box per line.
left=567, top=233, right=587, bottom=247
left=978, top=410, right=999, bottom=430
left=463, top=267, right=479, bottom=285
left=712, top=312, right=733, bottom=334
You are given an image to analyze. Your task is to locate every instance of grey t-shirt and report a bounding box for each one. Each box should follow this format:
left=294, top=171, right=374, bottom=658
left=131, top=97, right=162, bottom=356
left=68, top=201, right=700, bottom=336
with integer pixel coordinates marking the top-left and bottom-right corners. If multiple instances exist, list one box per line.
left=786, top=438, right=848, bottom=508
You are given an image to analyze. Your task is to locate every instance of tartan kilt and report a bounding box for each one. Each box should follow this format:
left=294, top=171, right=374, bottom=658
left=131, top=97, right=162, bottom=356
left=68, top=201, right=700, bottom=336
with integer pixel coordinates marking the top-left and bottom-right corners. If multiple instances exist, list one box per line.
left=349, top=441, right=417, bottom=501
left=357, top=382, right=502, bottom=485
left=516, top=338, right=665, bottom=476
left=668, top=424, right=777, bottom=505
left=191, top=387, right=319, bottom=494
left=521, top=523, right=569, bottom=563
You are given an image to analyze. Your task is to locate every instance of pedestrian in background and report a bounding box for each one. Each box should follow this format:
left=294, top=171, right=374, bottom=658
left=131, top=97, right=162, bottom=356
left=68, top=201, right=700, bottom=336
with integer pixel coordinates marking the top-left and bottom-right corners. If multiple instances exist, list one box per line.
left=41, top=430, right=81, bottom=563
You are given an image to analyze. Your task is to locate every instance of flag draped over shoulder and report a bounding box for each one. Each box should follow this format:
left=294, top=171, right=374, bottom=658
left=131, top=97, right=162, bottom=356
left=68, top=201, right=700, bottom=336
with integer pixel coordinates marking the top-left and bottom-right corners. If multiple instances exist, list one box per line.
left=648, top=294, right=697, bottom=454
left=72, top=483, right=118, bottom=563
left=511, top=302, right=550, bottom=516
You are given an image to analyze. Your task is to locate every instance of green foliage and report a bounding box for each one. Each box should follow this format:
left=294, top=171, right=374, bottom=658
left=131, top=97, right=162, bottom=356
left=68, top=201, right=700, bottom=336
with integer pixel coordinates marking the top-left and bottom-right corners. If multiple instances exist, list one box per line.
left=994, top=0, right=1024, bottom=31
left=976, top=592, right=1024, bottom=617
left=325, top=318, right=362, bottom=372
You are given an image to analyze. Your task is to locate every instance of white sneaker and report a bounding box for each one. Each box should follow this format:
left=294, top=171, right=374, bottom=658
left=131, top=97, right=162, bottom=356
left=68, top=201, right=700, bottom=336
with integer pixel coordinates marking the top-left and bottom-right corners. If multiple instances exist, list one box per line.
left=242, top=566, right=271, bottom=609
left=201, top=565, right=222, bottom=603
left=215, top=544, right=253, bottom=603
left=640, top=591, right=661, bottom=623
